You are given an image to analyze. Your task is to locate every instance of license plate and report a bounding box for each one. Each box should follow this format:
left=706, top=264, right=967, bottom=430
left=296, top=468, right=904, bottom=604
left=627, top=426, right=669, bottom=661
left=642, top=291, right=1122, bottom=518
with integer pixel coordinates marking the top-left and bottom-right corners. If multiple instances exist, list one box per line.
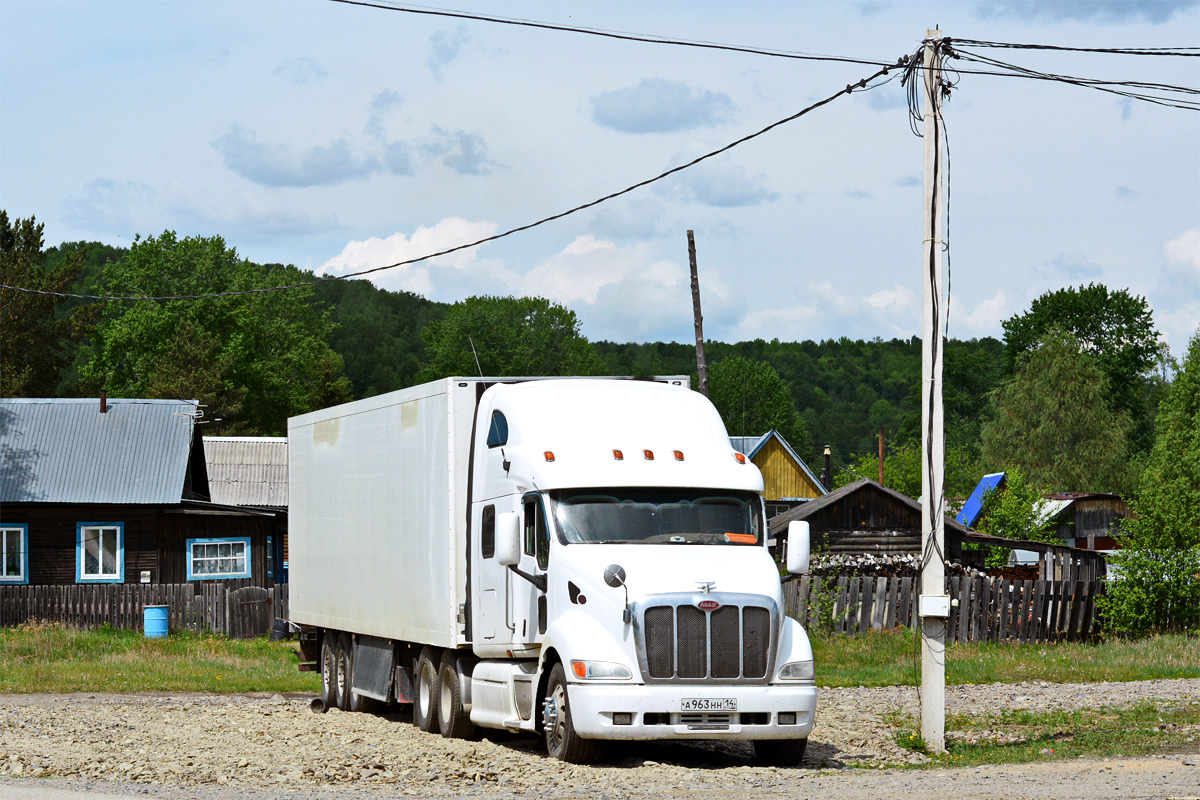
left=680, top=698, right=737, bottom=712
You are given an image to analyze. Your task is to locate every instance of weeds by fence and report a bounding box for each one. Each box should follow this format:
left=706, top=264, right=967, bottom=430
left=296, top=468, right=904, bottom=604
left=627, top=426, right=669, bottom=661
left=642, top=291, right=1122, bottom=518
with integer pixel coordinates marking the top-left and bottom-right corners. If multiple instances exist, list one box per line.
left=0, top=582, right=289, bottom=638
left=785, top=575, right=1103, bottom=643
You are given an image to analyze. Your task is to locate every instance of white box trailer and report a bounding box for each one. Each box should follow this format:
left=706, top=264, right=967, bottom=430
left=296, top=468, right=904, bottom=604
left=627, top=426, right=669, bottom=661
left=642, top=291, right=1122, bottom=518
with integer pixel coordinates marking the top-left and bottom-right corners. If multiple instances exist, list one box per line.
left=290, top=377, right=817, bottom=765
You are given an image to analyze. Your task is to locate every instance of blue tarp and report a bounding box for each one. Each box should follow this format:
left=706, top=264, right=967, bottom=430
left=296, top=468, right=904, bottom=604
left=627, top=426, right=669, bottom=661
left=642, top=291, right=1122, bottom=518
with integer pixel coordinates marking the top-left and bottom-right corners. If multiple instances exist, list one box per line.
left=957, top=472, right=1006, bottom=528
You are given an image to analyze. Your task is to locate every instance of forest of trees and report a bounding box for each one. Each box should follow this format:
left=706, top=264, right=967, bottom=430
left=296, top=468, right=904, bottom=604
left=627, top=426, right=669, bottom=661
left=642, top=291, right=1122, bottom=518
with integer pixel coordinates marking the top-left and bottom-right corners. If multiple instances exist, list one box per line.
left=0, top=213, right=1179, bottom=494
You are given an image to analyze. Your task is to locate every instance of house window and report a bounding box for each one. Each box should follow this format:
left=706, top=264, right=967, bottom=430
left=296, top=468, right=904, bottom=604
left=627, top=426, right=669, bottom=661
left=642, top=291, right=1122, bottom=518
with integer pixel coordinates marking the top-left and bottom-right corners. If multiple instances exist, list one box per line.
left=266, top=535, right=275, bottom=580
left=77, top=523, right=124, bottom=583
left=1, top=524, right=29, bottom=584
left=186, top=537, right=251, bottom=580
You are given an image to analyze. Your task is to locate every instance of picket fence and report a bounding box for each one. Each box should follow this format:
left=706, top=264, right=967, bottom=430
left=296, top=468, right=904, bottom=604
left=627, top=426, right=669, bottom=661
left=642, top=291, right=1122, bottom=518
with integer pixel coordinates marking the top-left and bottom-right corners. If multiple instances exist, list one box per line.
left=0, top=581, right=289, bottom=639
left=784, top=575, right=1103, bottom=643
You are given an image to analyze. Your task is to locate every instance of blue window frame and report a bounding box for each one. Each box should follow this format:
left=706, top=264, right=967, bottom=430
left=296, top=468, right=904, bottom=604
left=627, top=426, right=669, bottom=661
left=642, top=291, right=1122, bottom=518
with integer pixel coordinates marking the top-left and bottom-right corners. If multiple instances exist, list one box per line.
left=266, top=535, right=275, bottom=581
left=186, top=537, right=252, bottom=581
left=76, top=522, right=125, bottom=583
left=1, top=524, right=29, bottom=585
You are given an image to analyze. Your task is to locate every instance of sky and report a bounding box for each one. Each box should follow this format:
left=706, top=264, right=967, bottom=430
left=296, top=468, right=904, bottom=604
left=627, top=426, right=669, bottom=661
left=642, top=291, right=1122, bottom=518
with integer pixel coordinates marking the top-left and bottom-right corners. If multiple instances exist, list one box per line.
left=2, top=0, right=1198, bottom=356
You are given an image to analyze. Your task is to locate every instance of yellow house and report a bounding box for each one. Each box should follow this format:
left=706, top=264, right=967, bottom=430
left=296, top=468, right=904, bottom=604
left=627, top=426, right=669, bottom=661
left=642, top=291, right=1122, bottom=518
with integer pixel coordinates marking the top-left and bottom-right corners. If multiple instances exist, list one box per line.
left=729, top=430, right=827, bottom=518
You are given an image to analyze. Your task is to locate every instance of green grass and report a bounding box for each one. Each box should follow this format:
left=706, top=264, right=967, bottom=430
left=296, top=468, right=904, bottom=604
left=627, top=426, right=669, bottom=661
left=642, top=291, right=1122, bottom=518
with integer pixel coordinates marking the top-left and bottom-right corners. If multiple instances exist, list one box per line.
left=0, top=621, right=320, bottom=694
left=889, top=699, right=1200, bottom=767
left=812, top=627, right=1200, bottom=687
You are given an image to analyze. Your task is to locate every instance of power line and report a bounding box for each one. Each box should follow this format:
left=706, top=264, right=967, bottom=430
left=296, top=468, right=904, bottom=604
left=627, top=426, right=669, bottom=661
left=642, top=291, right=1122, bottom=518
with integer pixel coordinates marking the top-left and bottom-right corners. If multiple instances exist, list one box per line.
left=951, top=46, right=1200, bottom=111
left=326, top=0, right=898, bottom=68
left=949, top=38, right=1200, bottom=57
left=1, top=61, right=904, bottom=303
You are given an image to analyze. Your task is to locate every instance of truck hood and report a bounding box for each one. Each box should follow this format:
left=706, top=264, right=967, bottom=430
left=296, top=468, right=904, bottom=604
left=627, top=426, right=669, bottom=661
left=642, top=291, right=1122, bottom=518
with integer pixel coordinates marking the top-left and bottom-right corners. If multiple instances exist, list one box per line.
left=554, top=542, right=783, bottom=608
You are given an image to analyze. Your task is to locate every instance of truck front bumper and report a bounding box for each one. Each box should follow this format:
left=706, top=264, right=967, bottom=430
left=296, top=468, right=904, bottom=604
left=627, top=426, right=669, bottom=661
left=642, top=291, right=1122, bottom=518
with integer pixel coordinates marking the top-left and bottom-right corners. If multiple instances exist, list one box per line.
left=565, top=682, right=817, bottom=741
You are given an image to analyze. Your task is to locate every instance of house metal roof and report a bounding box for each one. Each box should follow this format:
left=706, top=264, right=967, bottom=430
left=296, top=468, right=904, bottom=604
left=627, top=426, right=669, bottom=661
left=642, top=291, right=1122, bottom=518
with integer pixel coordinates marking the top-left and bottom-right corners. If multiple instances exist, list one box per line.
left=729, top=430, right=827, bottom=496
left=0, top=398, right=199, bottom=504
left=203, top=436, right=288, bottom=508
left=956, top=472, right=1007, bottom=528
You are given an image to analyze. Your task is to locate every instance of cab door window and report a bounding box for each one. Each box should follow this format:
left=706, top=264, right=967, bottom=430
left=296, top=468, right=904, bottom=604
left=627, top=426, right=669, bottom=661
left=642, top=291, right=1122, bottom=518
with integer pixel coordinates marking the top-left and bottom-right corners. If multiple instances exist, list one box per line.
left=523, top=496, right=550, bottom=571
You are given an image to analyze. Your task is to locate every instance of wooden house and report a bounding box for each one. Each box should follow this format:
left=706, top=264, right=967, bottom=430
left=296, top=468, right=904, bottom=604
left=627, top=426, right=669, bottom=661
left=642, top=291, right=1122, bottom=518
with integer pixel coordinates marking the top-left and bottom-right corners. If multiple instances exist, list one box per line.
left=203, top=436, right=289, bottom=580
left=729, top=430, right=826, bottom=518
left=0, top=398, right=279, bottom=587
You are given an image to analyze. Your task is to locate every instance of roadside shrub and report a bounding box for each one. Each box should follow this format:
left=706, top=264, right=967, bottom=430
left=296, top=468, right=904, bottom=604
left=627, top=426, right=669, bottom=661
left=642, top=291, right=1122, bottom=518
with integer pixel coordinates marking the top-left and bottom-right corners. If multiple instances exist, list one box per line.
left=1099, top=546, right=1200, bottom=635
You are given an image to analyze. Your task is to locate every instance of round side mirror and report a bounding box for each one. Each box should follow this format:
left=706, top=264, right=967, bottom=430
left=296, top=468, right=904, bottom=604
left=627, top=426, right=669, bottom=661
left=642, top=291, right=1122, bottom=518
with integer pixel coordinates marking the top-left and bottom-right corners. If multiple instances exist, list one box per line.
left=603, top=564, right=626, bottom=588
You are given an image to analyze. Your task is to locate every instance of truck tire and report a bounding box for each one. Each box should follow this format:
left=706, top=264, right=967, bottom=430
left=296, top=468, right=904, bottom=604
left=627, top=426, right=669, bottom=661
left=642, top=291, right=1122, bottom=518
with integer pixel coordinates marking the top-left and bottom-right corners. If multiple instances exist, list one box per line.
left=437, top=651, right=476, bottom=739
left=320, top=634, right=338, bottom=709
left=335, top=633, right=353, bottom=711
left=543, top=663, right=597, bottom=764
left=752, top=738, right=807, bottom=767
left=414, top=647, right=441, bottom=734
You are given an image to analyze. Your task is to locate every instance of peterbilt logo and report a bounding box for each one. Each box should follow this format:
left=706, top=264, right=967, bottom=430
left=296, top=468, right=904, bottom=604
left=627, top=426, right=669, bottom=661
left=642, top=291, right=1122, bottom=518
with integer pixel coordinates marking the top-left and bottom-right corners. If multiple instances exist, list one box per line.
left=697, top=600, right=720, bottom=611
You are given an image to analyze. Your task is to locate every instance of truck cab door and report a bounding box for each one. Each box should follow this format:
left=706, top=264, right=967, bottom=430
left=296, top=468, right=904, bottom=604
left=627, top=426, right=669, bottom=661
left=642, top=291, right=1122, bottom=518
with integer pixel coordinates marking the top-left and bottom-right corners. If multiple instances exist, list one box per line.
left=510, top=494, right=549, bottom=646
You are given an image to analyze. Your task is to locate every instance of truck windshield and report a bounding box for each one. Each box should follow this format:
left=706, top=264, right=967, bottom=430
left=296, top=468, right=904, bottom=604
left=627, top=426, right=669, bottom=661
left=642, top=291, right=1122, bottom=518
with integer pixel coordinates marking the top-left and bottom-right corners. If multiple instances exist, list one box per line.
left=551, top=489, right=763, bottom=546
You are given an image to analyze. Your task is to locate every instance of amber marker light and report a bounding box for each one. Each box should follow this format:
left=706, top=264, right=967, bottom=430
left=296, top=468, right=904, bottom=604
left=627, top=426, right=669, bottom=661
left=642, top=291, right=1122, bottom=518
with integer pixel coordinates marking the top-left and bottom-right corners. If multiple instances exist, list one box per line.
left=612, top=449, right=624, bottom=460
left=572, top=661, right=588, bottom=679
left=544, top=451, right=555, bottom=462
left=673, top=450, right=684, bottom=461
left=643, top=449, right=654, bottom=460
left=733, top=452, right=747, bottom=464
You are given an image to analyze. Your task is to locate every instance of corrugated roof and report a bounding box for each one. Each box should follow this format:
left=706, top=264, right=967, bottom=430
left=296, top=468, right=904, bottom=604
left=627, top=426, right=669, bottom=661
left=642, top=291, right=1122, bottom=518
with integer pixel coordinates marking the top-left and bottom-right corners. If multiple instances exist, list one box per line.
left=769, top=478, right=972, bottom=537
left=956, top=472, right=1007, bottom=528
left=0, top=398, right=198, bottom=504
left=203, top=436, right=288, bottom=507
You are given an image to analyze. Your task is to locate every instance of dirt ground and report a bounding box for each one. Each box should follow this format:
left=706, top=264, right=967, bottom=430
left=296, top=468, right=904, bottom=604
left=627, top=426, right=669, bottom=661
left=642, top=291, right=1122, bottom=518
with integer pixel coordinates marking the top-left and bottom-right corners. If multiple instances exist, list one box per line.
left=1, top=679, right=1197, bottom=799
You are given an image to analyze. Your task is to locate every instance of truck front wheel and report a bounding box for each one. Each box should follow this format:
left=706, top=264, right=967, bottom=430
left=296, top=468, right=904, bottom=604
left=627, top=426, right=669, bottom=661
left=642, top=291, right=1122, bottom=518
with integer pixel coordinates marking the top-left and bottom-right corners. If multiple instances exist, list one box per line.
left=543, top=663, right=596, bottom=764
left=414, top=647, right=441, bottom=733
left=753, top=738, right=807, bottom=767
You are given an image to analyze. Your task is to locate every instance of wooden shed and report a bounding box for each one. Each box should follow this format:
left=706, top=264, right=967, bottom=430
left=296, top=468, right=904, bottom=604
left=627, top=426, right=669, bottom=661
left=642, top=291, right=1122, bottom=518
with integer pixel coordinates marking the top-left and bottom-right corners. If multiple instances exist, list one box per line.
left=0, top=398, right=280, bottom=588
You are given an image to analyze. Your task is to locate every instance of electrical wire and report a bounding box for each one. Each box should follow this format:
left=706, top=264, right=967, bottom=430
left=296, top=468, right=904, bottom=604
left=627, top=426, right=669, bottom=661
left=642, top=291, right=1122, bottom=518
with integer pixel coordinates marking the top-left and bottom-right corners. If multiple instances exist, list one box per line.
left=0, top=61, right=905, bottom=303
left=952, top=47, right=1200, bottom=111
left=949, top=38, right=1200, bottom=57
left=327, top=0, right=899, bottom=68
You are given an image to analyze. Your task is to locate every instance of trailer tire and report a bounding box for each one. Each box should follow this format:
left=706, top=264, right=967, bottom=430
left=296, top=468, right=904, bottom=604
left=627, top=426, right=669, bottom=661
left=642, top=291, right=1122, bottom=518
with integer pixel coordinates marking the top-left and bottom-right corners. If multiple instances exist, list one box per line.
left=414, top=647, right=441, bottom=734
left=320, top=634, right=338, bottom=709
left=543, top=663, right=597, bottom=764
left=335, top=633, right=353, bottom=711
left=752, top=738, right=807, bottom=767
left=437, top=651, right=476, bottom=739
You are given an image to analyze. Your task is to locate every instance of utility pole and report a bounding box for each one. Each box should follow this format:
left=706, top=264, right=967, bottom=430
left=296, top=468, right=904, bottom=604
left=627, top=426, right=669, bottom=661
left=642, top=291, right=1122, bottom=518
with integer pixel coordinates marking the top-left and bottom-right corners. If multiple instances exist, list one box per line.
left=919, top=27, right=948, bottom=754
left=687, top=230, right=709, bottom=397
left=877, top=429, right=885, bottom=487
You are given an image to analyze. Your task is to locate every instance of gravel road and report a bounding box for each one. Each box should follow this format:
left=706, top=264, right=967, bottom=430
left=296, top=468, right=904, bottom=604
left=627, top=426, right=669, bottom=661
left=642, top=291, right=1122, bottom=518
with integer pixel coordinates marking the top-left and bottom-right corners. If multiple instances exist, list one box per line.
left=1, top=678, right=1197, bottom=799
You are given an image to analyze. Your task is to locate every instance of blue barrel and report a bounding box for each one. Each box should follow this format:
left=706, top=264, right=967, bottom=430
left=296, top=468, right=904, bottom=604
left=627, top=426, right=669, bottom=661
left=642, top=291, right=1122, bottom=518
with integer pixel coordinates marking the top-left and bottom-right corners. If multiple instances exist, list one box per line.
left=143, top=605, right=169, bottom=638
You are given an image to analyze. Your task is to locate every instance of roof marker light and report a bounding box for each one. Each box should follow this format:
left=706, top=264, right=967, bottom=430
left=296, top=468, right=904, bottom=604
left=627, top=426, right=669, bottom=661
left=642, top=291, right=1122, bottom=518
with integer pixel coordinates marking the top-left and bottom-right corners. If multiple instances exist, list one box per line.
left=612, top=449, right=624, bottom=460
left=734, top=452, right=747, bottom=464
left=674, top=450, right=684, bottom=461
left=544, top=451, right=555, bottom=462
left=643, top=449, right=654, bottom=460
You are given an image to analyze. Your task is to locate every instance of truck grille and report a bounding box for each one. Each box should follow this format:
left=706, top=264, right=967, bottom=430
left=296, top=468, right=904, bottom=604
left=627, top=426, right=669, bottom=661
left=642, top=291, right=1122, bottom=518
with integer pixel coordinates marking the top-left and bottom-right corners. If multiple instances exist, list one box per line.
left=640, top=599, right=774, bottom=682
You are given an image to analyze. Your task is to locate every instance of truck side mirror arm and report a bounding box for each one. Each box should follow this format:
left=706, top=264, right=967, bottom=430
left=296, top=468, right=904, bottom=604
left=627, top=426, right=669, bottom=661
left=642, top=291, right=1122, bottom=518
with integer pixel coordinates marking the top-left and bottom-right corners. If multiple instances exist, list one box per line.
left=507, top=565, right=548, bottom=593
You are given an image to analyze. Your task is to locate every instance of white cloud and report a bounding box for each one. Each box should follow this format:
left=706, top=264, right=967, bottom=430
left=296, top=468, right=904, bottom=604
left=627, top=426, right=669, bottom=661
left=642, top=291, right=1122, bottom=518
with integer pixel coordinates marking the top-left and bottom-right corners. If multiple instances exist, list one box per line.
left=948, top=290, right=1010, bottom=337
left=1164, top=228, right=1200, bottom=270
left=864, top=283, right=916, bottom=313
left=656, top=143, right=778, bottom=208
left=591, top=79, right=735, bottom=134
left=318, top=218, right=502, bottom=296
left=734, top=282, right=853, bottom=340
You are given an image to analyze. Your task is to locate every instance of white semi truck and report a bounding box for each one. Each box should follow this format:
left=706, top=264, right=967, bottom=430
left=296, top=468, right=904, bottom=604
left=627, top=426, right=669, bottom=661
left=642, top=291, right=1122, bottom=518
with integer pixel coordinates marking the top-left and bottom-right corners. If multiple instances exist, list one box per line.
left=289, top=376, right=816, bottom=764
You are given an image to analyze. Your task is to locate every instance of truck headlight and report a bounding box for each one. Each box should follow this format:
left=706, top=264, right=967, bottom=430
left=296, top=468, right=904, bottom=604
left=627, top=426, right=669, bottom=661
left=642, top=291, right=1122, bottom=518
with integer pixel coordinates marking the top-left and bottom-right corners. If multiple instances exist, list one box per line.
left=571, top=660, right=632, bottom=680
left=777, top=660, right=814, bottom=681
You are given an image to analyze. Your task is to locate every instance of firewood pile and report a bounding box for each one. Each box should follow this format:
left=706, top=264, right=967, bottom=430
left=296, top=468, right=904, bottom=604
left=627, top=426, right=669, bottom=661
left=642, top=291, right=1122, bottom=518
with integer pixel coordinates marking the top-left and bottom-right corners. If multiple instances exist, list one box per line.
left=807, top=552, right=990, bottom=579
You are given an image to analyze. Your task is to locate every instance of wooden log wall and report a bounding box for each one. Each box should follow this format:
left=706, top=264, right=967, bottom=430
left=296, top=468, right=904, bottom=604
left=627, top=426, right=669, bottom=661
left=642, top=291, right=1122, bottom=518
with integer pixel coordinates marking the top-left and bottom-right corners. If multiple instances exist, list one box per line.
left=783, top=575, right=1103, bottom=643
left=0, top=582, right=289, bottom=638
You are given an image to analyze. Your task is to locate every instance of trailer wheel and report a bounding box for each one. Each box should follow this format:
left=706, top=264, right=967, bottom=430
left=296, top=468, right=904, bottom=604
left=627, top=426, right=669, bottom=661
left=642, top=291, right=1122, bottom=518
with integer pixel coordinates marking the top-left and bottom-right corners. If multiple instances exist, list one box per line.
left=752, top=738, right=807, bottom=767
left=335, top=633, right=353, bottom=711
left=320, top=634, right=338, bottom=709
left=543, top=663, right=596, bottom=764
left=414, top=647, right=441, bottom=733
left=437, top=651, right=476, bottom=739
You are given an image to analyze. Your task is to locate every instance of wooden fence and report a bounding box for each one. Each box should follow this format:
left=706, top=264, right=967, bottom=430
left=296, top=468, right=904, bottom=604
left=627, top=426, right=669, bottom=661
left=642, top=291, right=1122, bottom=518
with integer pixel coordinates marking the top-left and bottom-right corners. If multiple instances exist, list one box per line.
left=784, top=575, right=1103, bottom=643
left=0, top=581, right=289, bottom=638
